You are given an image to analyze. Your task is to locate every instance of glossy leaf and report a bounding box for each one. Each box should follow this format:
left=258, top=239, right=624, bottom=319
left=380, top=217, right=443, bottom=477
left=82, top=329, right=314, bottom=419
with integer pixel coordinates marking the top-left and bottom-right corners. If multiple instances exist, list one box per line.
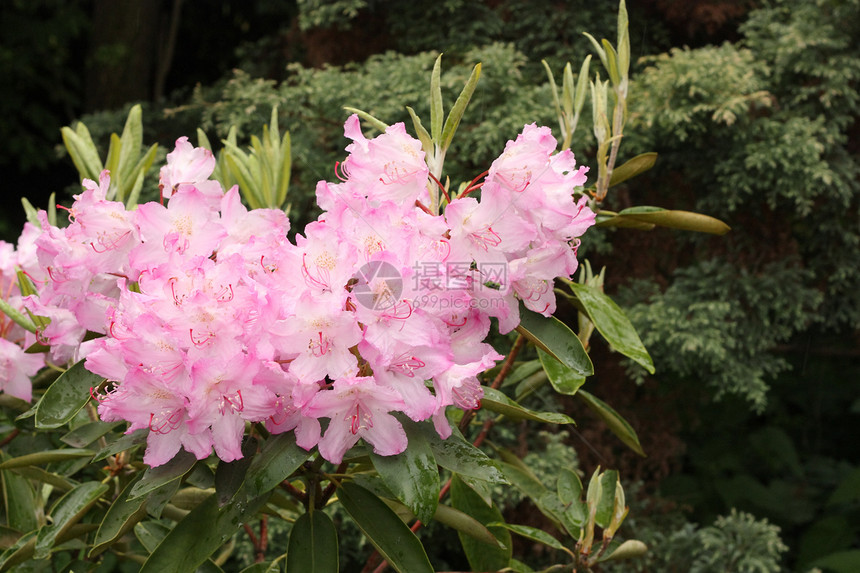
left=516, top=306, right=593, bottom=378
left=93, top=428, right=148, bottom=462
left=243, top=433, right=310, bottom=499
left=140, top=491, right=270, bottom=573
left=450, top=476, right=511, bottom=572
left=492, top=523, right=572, bottom=556
left=421, top=426, right=506, bottom=484
left=616, top=206, right=731, bottom=235
left=90, top=473, right=148, bottom=557
left=9, top=467, right=77, bottom=493
left=338, top=481, right=433, bottom=573
left=609, top=152, right=657, bottom=187
left=215, top=438, right=257, bottom=507
left=568, top=282, right=655, bottom=373
left=286, top=510, right=338, bottom=573
left=481, top=387, right=575, bottom=424
left=538, top=349, right=586, bottom=396
left=35, top=482, right=108, bottom=559
left=60, top=421, right=122, bottom=448
left=34, top=359, right=102, bottom=429
left=1, top=469, right=37, bottom=533
left=600, top=539, right=648, bottom=563
left=595, top=470, right=619, bottom=528
left=432, top=504, right=502, bottom=548
left=145, top=479, right=182, bottom=519
left=135, top=521, right=171, bottom=553
left=0, top=449, right=93, bottom=470
left=371, top=423, right=438, bottom=523
left=129, top=449, right=197, bottom=500
left=500, top=359, right=543, bottom=388
left=577, top=390, right=645, bottom=456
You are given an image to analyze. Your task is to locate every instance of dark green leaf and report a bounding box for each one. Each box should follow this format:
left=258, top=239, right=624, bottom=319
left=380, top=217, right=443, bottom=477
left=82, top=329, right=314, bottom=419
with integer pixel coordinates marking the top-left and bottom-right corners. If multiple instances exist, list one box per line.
left=600, top=539, right=648, bottom=563
left=90, top=473, right=148, bottom=557
left=450, top=476, right=511, bottom=572
left=577, top=390, right=645, bottom=456
left=432, top=504, right=502, bottom=548
left=1, top=470, right=37, bottom=533
left=608, top=152, right=657, bottom=187
left=421, top=426, right=506, bottom=484
left=35, top=482, right=108, bottom=559
left=568, top=282, right=655, bottom=373
left=338, top=481, right=433, bottom=573
left=215, top=438, right=257, bottom=507
left=516, top=306, right=593, bottom=378
left=491, top=523, right=571, bottom=555
left=129, top=449, right=197, bottom=500
left=145, top=479, right=181, bottom=519
left=93, top=428, right=148, bottom=462
left=10, top=467, right=78, bottom=493
left=481, top=387, right=575, bottom=424
left=286, top=511, right=338, bottom=573
left=60, top=421, right=122, bottom=448
left=135, top=521, right=171, bottom=553
left=811, top=549, right=860, bottom=572
left=34, top=359, right=102, bottom=429
left=538, top=349, right=586, bottom=396
left=0, top=449, right=93, bottom=470
left=140, top=491, right=270, bottom=572
left=243, top=433, right=310, bottom=499
left=371, top=422, right=438, bottom=523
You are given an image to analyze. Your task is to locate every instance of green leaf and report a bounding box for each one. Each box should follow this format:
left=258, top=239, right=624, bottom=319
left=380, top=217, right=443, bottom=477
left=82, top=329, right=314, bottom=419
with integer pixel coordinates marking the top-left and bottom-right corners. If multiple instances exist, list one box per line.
left=0, top=296, right=36, bottom=335
left=491, top=523, right=571, bottom=555
left=538, top=349, right=586, bottom=396
left=9, top=467, right=78, bottom=493
left=105, top=133, right=122, bottom=180
left=600, top=539, right=647, bottom=563
left=342, top=107, right=389, bottom=133
left=20, top=198, right=40, bottom=228
left=117, top=104, right=143, bottom=179
left=423, top=427, right=506, bottom=484
left=1, top=469, right=37, bottom=533
left=338, top=481, right=433, bottom=573
left=430, top=54, right=443, bottom=142
left=371, top=422, right=438, bottom=524
left=480, top=387, right=575, bottom=424
left=615, top=207, right=731, bottom=235
left=90, top=473, right=148, bottom=557
left=609, top=152, right=657, bottom=187
left=93, top=428, right=148, bottom=462
left=60, top=421, right=122, bottom=448
left=243, top=433, right=310, bottom=499
left=276, top=131, right=291, bottom=209
left=61, top=125, right=103, bottom=182
left=35, top=359, right=102, bottom=429
left=577, top=390, right=644, bottom=456
left=0, top=449, right=93, bottom=470
left=286, top=511, right=338, bottom=573
left=35, top=482, right=108, bottom=559
left=811, top=549, right=860, bottom=572
left=568, top=282, right=655, bottom=373
left=516, top=306, right=593, bottom=378
left=450, top=476, right=511, bottom=572
left=440, top=63, right=481, bottom=151
left=141, top=491, right=270, bottom=573
left=595, top=470, right=619, bottom=528
left=129, top=449, right=197, bottom=500
left=215, top=438, right=257, bottom=507
left=432, top=504, right=502, bottom=548
left=145, top=479, right=182, bottom=519
left=406, top=107, right=433, bottom=158
left=135, top=521, right=171, bottom=553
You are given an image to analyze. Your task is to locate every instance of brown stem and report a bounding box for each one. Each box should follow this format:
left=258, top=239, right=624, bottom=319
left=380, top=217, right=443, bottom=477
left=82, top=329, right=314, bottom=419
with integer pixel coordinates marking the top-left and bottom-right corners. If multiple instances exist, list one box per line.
left=0, top=429, right=19, bottom=448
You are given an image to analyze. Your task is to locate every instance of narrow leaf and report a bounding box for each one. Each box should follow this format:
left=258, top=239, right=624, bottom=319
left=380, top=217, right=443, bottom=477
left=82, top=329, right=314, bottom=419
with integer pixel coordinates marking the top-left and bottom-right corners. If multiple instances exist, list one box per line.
left=433, top=504, right=502, bottom=548
left=117, top=104, right=143, bottom=178
left=616, top=207, right=731, bottom=234
left=93, top=428, right=148, bottom=462
left=608, top=152, right=657, bottom=187
left=35, top=482, right=108, bottom=559
left=243, top=432, right=310, bottom=499
left=480, top=387, right=575, bottom=424
left=1, top=469, right=37, bottom=532
left=577, top=390, right=644, bottom=456
left=568, top=282, right=654, bottom=373
left=35, top=359, right=102, bottom=429
left=430, top=54, right=443, bottom=142
left=342, top=107, right=388, bottom=133
left=492, top=523, right=571, bottom=555
left=440, top=63, right=481, bottom=150
left=0, top=450, right=93, bottom=470
left=214, top=438, right=257, bottom=507
left=286, top=511, right=338, bottom=573
left=516, top=306, right=594, bottom=378
left=140, top=491, right=270, bottom=573
left=60, top=421, right=122, bottom=448
left=450, top=476, right=511, bottom=571
left=338, top=481, right=434, bottom=573
left=406, top=107, right=433, bottom=158
left=129, top=449, right=197, bottom=500
left=90, top=473, right=148, bottom=557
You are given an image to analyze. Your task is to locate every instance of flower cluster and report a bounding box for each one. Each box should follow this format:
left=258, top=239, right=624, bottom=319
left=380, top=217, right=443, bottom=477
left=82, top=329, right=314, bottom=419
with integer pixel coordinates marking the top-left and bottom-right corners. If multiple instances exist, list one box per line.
left=13, top=118, right=594, bottom=466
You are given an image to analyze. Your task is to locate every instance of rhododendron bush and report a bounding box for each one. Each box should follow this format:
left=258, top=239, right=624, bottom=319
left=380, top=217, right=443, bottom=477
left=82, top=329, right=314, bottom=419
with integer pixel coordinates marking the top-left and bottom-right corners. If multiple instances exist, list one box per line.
left=0, top=3, right=730, bottom=572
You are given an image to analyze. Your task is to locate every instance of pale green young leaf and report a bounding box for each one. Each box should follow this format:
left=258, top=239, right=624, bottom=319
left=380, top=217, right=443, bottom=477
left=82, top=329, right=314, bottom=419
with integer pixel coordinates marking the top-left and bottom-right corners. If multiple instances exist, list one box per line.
left=440, top=63, right=481, bottom=151
left=342, top=107, right=389, bottom=133
left=430, top=54, right=443, bottom=142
